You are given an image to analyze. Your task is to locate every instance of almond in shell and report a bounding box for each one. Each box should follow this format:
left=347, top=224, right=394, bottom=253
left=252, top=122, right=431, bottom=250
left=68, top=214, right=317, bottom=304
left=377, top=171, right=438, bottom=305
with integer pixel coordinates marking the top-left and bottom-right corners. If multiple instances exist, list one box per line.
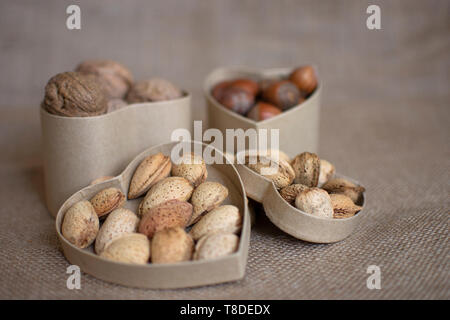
left=193, top=233, right=239, bottom=261
left=171, top=153, right=207, bottom=187
left=151, top=227, right=194, bottom=264
left=189, top=181, right=228, bottom=225
left=100, top=233, right=150, bottom=264
left=61, top=200, right=99, bottom=248
left=90, top=187, right=126, bottom=218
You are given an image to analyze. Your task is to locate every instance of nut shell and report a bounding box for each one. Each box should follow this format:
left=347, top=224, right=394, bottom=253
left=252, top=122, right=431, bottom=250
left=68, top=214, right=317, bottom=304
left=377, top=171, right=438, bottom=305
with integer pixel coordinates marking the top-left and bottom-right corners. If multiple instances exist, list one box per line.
left=279, top=184, right=310, bottom=205
left=295, top=188, right=333, bottom=219
left=128, top=152, right=172, bottom=199
left=90, top=187, right=126, bottom=218
left=247, top=102, right=281, bottom=121
left=318, top=159, right=336, bottom=187
left=138, top=199, right=192, bottom=238
left=61, top=201, right=99, bottom=248
left=322, top=178, right=365, bottom=204
left=189, top=205, right=242, bottom=241
left=218, top=87, right=255, bottom=115
left=151, top=227, right=194, bottom=264
left=126, top=78, right=182, bottom=103
left=100, top=233, right=150, bottom=265
left=171, top=153, right=207, bottom=187
left=193, top=233, right=239, bottom=261
left=245, top=155, right=295, bottom=189
left=107, top=99, right=128, bottom=113
left=189, top=181, right=229, bottom=225
left=289, top=66, right=318, bottom=95
left=262, top=80, right=300, bottom=111
left=211, top=81, right=231, bottom=101
left=139, top=177, right=194, bottom=216
left=229, top=78, right=259, bottom=96
left=330, top=194, right=363, bottom=219
left=291, top=152, right=320, bottom=187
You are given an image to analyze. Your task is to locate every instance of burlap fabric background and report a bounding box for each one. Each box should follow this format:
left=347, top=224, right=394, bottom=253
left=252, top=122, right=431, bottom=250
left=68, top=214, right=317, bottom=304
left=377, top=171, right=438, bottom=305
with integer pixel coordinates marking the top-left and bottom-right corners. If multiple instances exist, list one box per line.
left=0, top=0, right=448, bottom=299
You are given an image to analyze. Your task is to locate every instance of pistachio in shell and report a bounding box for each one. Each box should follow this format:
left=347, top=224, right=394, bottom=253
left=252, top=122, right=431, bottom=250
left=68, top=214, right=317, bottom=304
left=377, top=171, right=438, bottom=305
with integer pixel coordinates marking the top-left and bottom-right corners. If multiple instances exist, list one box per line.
left=291, top=152, right=320, bottom=187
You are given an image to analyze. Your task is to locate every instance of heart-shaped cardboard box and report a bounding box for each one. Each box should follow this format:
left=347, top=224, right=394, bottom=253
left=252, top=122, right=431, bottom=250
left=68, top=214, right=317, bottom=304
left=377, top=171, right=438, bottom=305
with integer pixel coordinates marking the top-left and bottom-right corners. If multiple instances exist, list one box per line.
left=41, top=95, right=191, bottom=217
left=55, top=141, right=250, bottom=289
left=205, top=66, right=321, bottom=157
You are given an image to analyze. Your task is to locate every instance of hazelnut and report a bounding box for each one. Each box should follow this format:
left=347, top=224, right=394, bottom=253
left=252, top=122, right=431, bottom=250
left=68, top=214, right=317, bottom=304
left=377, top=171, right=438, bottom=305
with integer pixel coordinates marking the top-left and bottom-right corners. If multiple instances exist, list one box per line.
left=75, top=60, right=133, bottom=99
left=218, top=87, right=255, bottom=115
left=228, top=78, right=259, bottom=96
left=289, top=66, right=317, bottom=96
left=247, top=102, right=281, bottom=121
left=262, top=80, right=300, bottom=111
left=211, top=81, right=231, bottom=101
left=126, top=78, right=182, bottom=103
left=41, top=72, right=107, bottom=117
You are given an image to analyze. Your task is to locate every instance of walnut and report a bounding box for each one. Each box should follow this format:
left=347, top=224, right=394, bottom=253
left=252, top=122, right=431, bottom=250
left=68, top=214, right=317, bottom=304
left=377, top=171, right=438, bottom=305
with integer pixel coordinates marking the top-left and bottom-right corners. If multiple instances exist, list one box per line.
left=41, top=72, right=107, bottom=117
left=126, top=78, right=183, bottom=103
left=75, top=60, right=133, bottom=99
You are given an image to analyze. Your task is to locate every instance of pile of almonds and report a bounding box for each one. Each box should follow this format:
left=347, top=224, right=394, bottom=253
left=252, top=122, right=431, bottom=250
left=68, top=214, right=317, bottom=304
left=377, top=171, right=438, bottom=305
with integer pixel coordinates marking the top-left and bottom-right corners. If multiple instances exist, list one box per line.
left=42, top=59, right=183, bottom=117
left=211, top=66, right=317, bottom=121
left=61, top=152, right=242, bottom=265
left=244, top=150, right=365, bottom=219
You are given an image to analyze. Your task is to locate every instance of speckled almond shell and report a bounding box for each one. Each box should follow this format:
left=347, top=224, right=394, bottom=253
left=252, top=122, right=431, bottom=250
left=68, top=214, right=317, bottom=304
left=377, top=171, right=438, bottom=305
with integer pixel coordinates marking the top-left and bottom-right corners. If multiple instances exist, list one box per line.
left=151, top=227, right=194, bottom=264
left=322, top=178, right=366, bottom=204
left=171, top=153, right=208, bottom=187
left=100, top=233, right=150, bottom=265
left=279, top=184, right=310, bottom=205
left=193, top=233, right=239, bottom=261
left=138, top=177, right=194, bottom=216
left=128, top=152, right=172, bottom=199
left=94, top=208, right=140, bottom=255
left=189, top=181, right=229, bottom=226
left=61, top=200, right=99, bottom=249
left=90, top=187, right=126, bottom=218
left=295, top=187, right=333, bottom=219
left=291, top=152, right=320, bottom=187
left=138, top=199, right=192, bottom=238
left=330, top=194, right=363, bottom=219
left=189, top=205, right=242, bottom=241
left=245, top=155, right=295, bottom=189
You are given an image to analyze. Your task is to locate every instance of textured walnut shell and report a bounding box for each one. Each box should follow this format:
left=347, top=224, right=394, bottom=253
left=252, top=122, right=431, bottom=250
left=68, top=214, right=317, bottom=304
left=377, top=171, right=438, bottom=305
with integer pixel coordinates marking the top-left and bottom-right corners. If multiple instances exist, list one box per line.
left=218, top=87, right=255, bottom=115
left=126, top=78, right=182, bottom=103
left=189, top=205, right=242, bottom=241
left=247, top=102, right=281, bottom=121
left=61, top=200, right=99, bottom=248
left=262, top=80, right=300, bottom=111
left=318, top=159, right=336, bottom=187
left=289, top=66, right=318, bottom=96
left=245, top=155, right=295, bottom=189
left=151, top=227, right=194, bottom=264
left=322, top=178, right=366, bottom=204
left=42, top=72, right=107, bottom=117
left=138, top=199, right=192, bottom=238
left=100, top=233, right=150, bottom=265
left=171, top=153, right=207, bottom=187
left=95, top=208, right=139, bottom=255
left=295, top=188, right=333, bottom=219
left=279, top=184, right=310, bottom=205
left=128, top=152, right=172, bottom=199
left=139, top=177, right=194, bottom=216
left=291, top=152, right=320, bottom=187
left=189, top=182, right=229, bottom=225
left=75, top=60, right=133, bottom=99
left=193, top=233, right=239, bottom=261
left=330, top=194, right=363, bottom=219
left=90, top=187, right=126, bottom=218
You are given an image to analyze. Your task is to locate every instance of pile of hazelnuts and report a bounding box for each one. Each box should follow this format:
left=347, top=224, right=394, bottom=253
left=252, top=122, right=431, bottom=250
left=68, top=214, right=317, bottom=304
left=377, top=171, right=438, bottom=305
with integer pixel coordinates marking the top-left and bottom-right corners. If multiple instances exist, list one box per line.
left=211, top=66, right=318, bottom=121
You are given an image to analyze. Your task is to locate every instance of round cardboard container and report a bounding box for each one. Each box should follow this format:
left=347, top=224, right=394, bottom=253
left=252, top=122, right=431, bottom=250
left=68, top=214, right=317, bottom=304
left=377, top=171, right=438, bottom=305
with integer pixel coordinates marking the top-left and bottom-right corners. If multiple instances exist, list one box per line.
left=205, top=66, right=321, bottom=157
left=236, top=163, right=366, bottom=243
left=55, top=141, right=250, bottom=289
left=41, top=94, right=191, bottom=217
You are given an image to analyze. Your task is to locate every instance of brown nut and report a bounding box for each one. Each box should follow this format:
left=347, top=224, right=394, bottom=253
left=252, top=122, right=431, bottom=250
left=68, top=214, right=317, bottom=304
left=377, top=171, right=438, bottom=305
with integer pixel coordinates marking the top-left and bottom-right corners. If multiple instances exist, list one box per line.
left=128, top=152, right=172, bottom=199
left=126, top=78, right=182, bottom=103
left=246, top=102, right=281, bottom=121
left=228, top=78, right=259, bottom=96
left=322, top=178, right=366, bottom=204
left=75, top=60, right=133, bottom=99
left=61, top=200, right=99, bottom=248
left=100, top=233, right=150, bottom=264
left=151, top=227, right=194, bottom=264
left=295, top=188, right=333, bottom=219
left=106, top=98, right=128, bottom=113
left=289, top=66, right=318, bottom=96
left=171, top=153, right=207, bottom=187
left=90, top=187, right=126, bottom=218
left=139, top=177, right=194, bottom=216
left=189, top=181, right=229, bottom=225
left=189, top=205, right=242, bottom=241
left=318, top=159, right=336, bottom=187
left=41, top=72, right=107, bottom=117
left=245, top=155, right=295, bottom=189
left=330, top=194, right=363, bottom=219
left=138, top=199, right=192, bottom=238
left=218, top=87, right=255, bottom=115
left=193, top=233, right=239, bottom=261
left=291, top=152, right=320, bottom=187
left=279, top=184, right=310, bottom=205
left=262, top=80, right=300, bottom=111
left=211, top=81, right=231, bottom=101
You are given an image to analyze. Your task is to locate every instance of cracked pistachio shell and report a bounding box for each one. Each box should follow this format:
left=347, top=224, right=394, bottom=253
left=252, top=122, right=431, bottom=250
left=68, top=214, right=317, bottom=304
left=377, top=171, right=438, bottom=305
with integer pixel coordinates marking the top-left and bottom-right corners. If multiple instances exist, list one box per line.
left=151, top=227, right=194, bottom=264
left=90, top=187, right=126, bottom=218
left=171, top=153, right=207, bottom=187
left=189, top=205, right=242, bottom=241
left=245, top=155, right=295, bottom=189
left=100, top=233, right=150, bottom=264
left=322, top=178, right=365, bottom=204
left=62, top=200, right=99, bottom=248
left=138, top=177, right=194, bottom=217
left=330, top=194, right=363, bottom=219
left=291, top=152, right=320, bottom=187
left=189, top=181, right=229, bottom=225
left=193, top=233, right=239, bottom=261
left=128, top=152, right=172, bottom=199
left=94, top=208, right=139, bottom=255
left=318, top=159, right=335, bottom=187
left=295, top=187, right=333, bottom=219
left=279, top=184, right=310, bottom=205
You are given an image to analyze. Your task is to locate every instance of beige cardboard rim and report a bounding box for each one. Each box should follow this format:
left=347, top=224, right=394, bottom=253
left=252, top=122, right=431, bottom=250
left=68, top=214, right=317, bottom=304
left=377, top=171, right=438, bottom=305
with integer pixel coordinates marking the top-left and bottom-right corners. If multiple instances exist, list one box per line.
left=235, top=163, right=366, bottom=243
left=55, top=140, right=250, bottom=289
